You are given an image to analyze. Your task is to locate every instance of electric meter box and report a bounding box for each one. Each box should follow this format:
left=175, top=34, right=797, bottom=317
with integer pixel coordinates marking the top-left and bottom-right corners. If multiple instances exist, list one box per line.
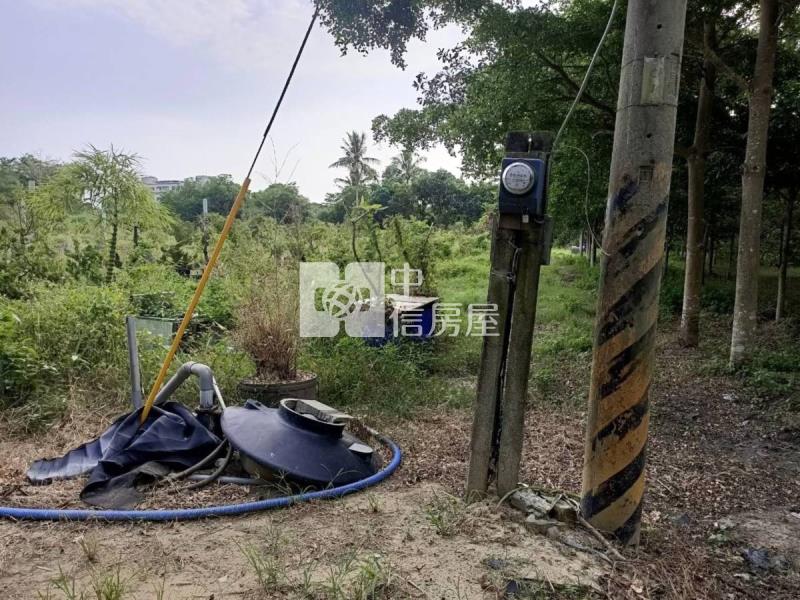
left=498, top=157, right=547, bottom=217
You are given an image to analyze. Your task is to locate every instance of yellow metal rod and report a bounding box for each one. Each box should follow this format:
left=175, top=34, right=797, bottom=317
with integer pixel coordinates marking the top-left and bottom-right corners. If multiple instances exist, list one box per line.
left=140, top=177, right=251, bottom=423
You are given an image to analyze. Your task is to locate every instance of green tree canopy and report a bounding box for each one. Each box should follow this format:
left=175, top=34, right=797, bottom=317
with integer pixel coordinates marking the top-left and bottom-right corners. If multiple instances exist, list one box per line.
left=160, top=175, right=240, bottom=221
left=411, top=169, right=486, bottom=226
left=69, top=145, right=168, bottom=282
left=248, top=182, right=310, bottom=223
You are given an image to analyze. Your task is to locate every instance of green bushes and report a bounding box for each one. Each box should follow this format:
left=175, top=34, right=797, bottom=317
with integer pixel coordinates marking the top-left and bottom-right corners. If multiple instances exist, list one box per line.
left=661, top=263, right=737, bottom=317
left=10, top=284, right=130, bottom=380
left=65, top=240, right=104, bottom=284
left=0, top=309, right=50, bottom=405
left=0, top=235, right=65, bottom=299
left=659, top=269, right=684, bottom=317
left=0, top=276, right=252, bottom=422
left=701, top=281, right=735, bottom=314
left=303, top=337, right=441, bottom=416
left=2, top=207, right=793, bottom=434
left=119, top=264, right=192, bottom=317
left=740, top=344, right=800, bottom=399
left=0, top=285, right=132, bottom=426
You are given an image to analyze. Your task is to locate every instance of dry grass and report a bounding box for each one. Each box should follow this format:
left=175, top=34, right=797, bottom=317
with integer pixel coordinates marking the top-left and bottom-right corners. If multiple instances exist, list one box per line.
left=232, top=263, right=299, bottom=382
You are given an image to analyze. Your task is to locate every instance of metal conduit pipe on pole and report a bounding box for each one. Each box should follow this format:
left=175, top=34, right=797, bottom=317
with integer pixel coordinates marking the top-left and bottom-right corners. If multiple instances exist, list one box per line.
left=580, top=0, right=688, bottom=545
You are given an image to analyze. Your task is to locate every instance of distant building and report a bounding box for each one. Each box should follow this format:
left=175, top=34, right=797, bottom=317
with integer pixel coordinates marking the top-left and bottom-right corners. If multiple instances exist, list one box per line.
left=140, top=176, right=182, bottom=198
left=141, top=174, right=231, bottom=199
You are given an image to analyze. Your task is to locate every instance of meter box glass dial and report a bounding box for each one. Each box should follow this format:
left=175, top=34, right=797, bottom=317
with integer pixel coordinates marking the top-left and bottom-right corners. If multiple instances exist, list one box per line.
left=498, top=157, right=547, bottom=217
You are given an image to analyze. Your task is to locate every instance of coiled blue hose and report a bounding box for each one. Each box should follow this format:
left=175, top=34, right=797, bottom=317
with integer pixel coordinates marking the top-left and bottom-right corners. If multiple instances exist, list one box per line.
left=0, top=435, right=401, bottom=522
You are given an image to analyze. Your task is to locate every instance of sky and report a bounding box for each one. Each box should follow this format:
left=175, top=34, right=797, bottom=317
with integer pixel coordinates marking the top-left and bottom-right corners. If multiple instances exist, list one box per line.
left=0, top=0, right=465, bottom=202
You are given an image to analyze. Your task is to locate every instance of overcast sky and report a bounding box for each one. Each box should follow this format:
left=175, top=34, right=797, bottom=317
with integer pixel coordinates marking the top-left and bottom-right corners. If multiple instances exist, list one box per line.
left=0, top=0, right=466, bottom=202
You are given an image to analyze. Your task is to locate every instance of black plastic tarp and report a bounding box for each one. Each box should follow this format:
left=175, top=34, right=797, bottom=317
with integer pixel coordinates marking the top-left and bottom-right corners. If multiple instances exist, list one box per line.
left=27, top=402, right=220, bottom=509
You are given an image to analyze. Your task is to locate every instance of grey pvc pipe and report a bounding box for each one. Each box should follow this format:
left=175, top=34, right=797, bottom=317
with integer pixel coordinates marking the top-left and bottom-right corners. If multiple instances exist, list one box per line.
left=153, top=361, right=216, bottom=409
left=187, top=474, right=265, bottom=486
left=125, top=317, right=144, bottom=410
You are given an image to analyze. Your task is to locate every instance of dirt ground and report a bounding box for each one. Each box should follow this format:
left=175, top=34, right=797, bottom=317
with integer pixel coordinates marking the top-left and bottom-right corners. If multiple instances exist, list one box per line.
left=1, top=321, right=799, bottom=599
left=0, top=481, right=607, bottom=599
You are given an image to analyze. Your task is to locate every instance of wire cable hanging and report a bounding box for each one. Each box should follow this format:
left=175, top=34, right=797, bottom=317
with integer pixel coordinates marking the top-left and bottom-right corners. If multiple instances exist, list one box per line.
left=552, top=0, right=620, bottom=152
left=140, top=7, right=319, bottom=423
left=555, top=143, right=610, bottom=257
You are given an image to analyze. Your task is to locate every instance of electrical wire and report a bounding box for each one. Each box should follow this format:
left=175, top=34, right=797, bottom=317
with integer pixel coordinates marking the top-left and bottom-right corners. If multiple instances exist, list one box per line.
left=184, top=442, right=233, bottom=490
left=547, top=0, right=620, bottom=258
left=554, top=144, right=609, bottom=257
left=157, top=438, right=229, bottom=485
left=245, top=6, right=319, bottom=180
left=140, top=6, right=319, bottom=424
left=187, top=474, right=263, bottom=486
left=552, top=0, right=620, bottom=151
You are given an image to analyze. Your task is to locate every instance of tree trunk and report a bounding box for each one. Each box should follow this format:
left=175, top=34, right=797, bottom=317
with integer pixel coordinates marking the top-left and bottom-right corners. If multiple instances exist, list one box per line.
left=369, top=225, right=384, bottom=263
left=730, top=0, right=780, bottom=368
left=680, top=26, right=717, bottom=347
left=776, top=190, right=795, bottom=321
left=589, top=233, right=597, bottom=267
left=106, top=221, right=118, bottom=284
left=133, top=224, right=140, bottom=248
left=727, top=234, right=736, bottom=280
left=202, top=225, right=210, bottom=264
left=580, top=230, right=586, bottom=256
left=708, top=234, right=716, bottom=276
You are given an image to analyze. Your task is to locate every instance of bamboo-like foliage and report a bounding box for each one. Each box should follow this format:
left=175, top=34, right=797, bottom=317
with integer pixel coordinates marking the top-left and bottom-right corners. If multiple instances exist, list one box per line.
left=71, top=145, right=170, bottom=282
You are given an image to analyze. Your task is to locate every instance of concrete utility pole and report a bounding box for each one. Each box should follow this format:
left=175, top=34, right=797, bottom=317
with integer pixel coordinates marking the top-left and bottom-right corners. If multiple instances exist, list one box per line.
left=581, top=0, right=687, bottom=545
left=467, top=132, right=551, bottom=498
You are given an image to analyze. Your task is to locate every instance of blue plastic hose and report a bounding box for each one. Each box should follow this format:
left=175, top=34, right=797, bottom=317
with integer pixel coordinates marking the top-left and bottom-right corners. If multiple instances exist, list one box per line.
left=0, top=435, right=401, bottom=522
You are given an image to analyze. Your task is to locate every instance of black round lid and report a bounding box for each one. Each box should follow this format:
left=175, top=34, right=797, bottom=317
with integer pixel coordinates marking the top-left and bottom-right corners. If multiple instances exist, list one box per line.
left=221, top=399, right=380, bottom=487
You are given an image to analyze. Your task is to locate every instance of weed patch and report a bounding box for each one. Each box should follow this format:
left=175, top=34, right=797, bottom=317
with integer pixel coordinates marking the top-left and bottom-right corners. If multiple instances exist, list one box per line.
left=424, top=491, right=468, bottom=537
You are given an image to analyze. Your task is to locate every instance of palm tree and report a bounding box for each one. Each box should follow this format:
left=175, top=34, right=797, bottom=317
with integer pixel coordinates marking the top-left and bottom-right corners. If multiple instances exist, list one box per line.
left=388, top=149, right=425, bottom=184
left=329, top=131, right=379, bottom=206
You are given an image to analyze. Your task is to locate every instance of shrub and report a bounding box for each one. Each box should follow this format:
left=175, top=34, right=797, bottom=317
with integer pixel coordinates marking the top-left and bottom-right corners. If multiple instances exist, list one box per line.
left=197, top=278, right=234, bottom=328
left=701, top=281, right=735, bottom=314
left=387, top=217, right=438, bottom=295
left=0, top=235, right=65, bottom=299
left=188, top=340, right=252, bottom=402
left=10, top=284, right=130, bottom=380
left=303, top=337, right=438, bottom=416
left=0, top=285, right=131, bottom=423
left=659, top=269, right=684, bottom=316
left=0, top=308, right=51, bottom=406
left=118, top=264, right=192, bottom=317
left=65, top=240, right=104, bottom=284
left=232, top=264, right=299, bottom=382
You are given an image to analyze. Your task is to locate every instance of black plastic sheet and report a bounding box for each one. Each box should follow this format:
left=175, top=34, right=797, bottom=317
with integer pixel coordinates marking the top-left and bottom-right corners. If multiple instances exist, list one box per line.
left=26, top=402, right=220, bottom=508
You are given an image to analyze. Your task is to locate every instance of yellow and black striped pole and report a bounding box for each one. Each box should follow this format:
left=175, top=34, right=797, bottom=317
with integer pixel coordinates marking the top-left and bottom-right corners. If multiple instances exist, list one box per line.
left=581, top=0, right=687, bottom=545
